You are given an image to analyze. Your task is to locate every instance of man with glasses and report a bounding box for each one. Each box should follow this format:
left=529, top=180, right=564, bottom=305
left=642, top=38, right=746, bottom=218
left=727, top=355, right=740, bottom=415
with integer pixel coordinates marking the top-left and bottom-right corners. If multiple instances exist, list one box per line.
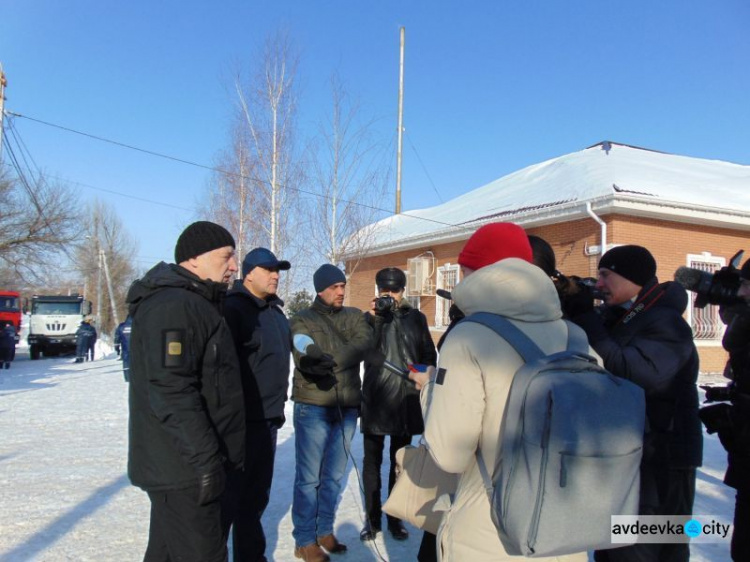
left=359, top=267, right=437, bottom=542
left=224, top=247, right=292, bottom=562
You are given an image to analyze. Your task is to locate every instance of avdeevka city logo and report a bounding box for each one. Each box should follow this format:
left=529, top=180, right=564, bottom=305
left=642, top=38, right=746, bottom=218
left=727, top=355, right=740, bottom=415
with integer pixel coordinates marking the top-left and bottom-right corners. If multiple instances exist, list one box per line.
left=684, top=519, right=702, bottom=538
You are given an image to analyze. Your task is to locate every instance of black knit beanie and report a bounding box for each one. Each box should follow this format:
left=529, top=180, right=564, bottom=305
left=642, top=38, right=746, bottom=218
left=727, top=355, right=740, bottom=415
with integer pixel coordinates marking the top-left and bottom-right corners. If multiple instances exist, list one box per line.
left=598, top=245, right=657, bottom=286
left=313, top=264, right=346, bottom=293
left=740, top=258, right=750, bottom=280
left=174, top=221, right=235, bottom=263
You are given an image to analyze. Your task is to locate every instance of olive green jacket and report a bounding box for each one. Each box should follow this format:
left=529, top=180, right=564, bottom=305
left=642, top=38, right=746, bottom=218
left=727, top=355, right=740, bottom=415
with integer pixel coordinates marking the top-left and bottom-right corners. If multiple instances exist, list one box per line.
left=290, top=296, right=373, bottom=408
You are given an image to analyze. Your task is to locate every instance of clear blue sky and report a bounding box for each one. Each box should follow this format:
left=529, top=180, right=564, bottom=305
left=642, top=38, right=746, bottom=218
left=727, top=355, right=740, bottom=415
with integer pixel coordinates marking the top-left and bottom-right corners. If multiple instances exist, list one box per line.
left=3, top=1, right=749, bottom=272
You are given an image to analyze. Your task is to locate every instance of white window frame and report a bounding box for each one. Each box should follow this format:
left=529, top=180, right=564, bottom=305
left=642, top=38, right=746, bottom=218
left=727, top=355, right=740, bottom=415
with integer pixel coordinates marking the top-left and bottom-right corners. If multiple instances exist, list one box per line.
left=685, top=252, right=725, bottom=345
left=435, top=263, right=460, bottom=328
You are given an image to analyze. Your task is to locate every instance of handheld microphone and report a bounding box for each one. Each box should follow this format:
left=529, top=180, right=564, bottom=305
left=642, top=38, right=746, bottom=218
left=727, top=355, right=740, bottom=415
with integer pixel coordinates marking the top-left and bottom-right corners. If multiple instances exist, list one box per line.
left=293, top=334, right=325, bottom=359
left=436, top=289, right=452, bottom=300
left=364, top=349, right=413, bottom=381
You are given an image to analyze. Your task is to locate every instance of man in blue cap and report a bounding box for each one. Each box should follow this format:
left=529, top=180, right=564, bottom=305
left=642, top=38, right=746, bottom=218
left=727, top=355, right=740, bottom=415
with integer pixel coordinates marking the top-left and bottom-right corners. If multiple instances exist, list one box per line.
left=223, top=247, right=292, bottom=562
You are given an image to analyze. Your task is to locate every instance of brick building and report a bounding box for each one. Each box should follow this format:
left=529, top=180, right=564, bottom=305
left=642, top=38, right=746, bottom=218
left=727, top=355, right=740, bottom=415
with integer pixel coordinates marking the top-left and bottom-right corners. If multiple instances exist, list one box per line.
left=343, top=141, right=750, bottom=373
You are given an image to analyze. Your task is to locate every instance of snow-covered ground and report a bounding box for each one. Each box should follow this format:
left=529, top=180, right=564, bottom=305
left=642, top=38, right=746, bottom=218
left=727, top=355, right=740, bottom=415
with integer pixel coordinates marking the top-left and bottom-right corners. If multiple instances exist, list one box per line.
left=0, top=343, right=734, bottom=561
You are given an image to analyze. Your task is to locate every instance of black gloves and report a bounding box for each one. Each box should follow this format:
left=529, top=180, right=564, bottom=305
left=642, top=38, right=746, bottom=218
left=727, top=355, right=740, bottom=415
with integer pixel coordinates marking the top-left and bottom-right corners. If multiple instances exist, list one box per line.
left=561, top=283, right=595, bottom=319
left=196, top=467, right=226, bottom=506
left=300, top=352, right=337, bottom=378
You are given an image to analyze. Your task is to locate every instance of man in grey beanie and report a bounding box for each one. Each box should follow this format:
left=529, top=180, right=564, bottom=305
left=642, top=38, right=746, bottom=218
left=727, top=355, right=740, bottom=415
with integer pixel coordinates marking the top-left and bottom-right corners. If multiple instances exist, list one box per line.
left=126, top=221, right=245, bottom=562
left=289, top=264, right=373, bottom=562
left=564, top=244, right=702, bottom=562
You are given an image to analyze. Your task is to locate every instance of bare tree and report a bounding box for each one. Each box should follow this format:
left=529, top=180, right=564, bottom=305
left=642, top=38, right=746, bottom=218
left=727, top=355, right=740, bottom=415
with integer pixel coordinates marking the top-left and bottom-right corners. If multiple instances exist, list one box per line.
left=307, top=75, right=392, bottom=271
left=206, top=30, right=305, bottom=295
left=0, top=169, right=83, bottom=282
left=74, top=200, right=138, bottom=335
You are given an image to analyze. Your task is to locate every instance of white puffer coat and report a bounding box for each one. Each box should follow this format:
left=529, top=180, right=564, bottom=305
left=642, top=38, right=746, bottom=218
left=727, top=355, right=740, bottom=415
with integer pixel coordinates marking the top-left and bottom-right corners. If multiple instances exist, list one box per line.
left=421, top=258, right=589, bottom=562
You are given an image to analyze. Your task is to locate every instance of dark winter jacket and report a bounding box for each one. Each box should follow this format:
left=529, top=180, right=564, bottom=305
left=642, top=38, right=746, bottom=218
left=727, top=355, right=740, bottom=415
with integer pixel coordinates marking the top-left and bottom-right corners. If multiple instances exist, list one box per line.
left=224, top=280, right=290, bottom=422
left=361, top=300, right=437, bottom=435
left=76, top=322, right=97, bottom=344
left=719, top=303, right=750, bottom=490
left=126, top=262, right=245, bottom=492
left=572, top=279, right=703, bottom=471
left=0, top=324, right=15, bottom=362
left=115, top=316, right=132, bottom=370
left=290, top=296, right=373, bottom=408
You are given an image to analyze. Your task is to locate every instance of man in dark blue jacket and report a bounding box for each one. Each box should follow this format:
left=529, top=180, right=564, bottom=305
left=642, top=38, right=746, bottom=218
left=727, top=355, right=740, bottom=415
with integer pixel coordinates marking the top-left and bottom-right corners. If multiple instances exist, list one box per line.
left=114, top=316, right=133, bottom=381
left=224, top=247, right=291, bottom=562
left=565, top=245, right=703, bottom=562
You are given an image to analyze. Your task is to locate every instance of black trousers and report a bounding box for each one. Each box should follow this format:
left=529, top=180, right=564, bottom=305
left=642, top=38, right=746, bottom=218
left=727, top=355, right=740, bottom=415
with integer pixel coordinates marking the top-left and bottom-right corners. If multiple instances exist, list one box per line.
left=594, top=467, right=696, bottom=562
left=732, top=489, right=750, bottom=561
left=362, top=433, right=412, bottom=528
left=223, top=419, right=279, bottom=562
left=144, top=485, right=228, bottom=562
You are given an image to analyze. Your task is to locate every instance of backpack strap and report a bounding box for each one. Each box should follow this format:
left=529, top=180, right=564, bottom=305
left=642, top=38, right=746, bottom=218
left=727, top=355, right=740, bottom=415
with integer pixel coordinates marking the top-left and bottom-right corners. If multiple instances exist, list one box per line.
left=459, top=312, right=544, bottom=363
left=462, top=313, right=591, bottom=500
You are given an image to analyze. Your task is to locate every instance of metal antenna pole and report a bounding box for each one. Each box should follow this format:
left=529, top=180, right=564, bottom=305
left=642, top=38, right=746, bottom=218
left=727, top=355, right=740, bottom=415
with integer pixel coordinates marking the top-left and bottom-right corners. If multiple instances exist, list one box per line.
left=395, top=27, right=405, bottom=214
left=0, top=63, right=7, bottom=163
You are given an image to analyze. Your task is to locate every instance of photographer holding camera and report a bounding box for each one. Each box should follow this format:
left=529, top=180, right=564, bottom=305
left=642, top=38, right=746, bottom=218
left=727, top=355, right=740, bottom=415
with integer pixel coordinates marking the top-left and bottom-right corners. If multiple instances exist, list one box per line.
left=699, top=258, right=750, bottom=561
left=360, top=267, right=437, bottom=542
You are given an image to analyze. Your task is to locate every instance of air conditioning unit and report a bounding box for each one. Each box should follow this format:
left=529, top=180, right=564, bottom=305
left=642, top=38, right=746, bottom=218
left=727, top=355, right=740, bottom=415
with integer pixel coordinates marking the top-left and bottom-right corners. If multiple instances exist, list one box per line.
left=407, top=256, right=436, bottom=296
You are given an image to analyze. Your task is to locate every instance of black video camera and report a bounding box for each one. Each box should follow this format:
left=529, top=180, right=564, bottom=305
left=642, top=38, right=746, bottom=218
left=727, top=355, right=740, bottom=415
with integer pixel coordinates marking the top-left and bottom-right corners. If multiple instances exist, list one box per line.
left=374, top=295, right=396, bottom=314
left=701, top=382, right=736, bottom=404
left=553, top=272, right=605, bottom=301
left=674, top=250, right=744, bottom=308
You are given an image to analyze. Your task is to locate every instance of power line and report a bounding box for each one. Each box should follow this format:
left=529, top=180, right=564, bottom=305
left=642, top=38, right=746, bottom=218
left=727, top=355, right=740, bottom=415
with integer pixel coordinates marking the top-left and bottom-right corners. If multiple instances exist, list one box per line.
left=8, top=110, right=460, bottom=229
left=405, top=130, right=444, bottom=203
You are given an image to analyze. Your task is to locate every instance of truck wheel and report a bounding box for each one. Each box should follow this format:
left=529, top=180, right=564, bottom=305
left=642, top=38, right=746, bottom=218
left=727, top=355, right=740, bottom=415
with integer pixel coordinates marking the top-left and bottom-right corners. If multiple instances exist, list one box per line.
left=30, top=345, right=40, bottom=360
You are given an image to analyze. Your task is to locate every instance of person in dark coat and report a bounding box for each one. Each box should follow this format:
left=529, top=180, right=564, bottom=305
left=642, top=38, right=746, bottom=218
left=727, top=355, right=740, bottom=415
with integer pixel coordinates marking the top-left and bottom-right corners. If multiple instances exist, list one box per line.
left=114, top=316, right=132, bottom=381
left=564, top=245, right=703, bottom=562
left=360, top=267, right=437, bottom=542
left=75, top=319, right=96, bottom=363
left=706, top=258, right=750, bottom=561
left=126, top=221, right=245, bottom=562
left=0, top=323, right=16, bottom=369
left=223, top=247, right=291, bottom=562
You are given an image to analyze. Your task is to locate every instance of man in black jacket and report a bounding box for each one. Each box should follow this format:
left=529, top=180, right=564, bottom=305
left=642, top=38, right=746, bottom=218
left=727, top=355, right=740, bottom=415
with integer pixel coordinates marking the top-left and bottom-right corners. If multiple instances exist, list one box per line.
left=360, top=267, right=437, bottom=542
left=127, top=221, right=245, bottom=562
left=224, top=247, right=291, bottom=562
left=564, top=245, right=703, bottom=562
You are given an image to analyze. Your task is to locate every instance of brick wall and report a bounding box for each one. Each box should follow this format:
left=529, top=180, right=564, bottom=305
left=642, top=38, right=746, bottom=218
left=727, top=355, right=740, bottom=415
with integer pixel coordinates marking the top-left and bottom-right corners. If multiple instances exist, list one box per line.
left=346, top=214, right=744, bottom=372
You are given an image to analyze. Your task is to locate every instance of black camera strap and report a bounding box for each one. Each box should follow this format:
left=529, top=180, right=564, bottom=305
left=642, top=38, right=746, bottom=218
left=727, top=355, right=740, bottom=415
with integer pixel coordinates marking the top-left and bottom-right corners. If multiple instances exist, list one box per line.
left=617, top=282, right=668, bottom=327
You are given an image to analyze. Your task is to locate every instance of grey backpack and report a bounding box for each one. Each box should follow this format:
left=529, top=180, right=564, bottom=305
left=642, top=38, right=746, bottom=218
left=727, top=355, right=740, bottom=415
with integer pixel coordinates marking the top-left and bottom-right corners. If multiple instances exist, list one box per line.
left=463, top=312, right=645, bottom=558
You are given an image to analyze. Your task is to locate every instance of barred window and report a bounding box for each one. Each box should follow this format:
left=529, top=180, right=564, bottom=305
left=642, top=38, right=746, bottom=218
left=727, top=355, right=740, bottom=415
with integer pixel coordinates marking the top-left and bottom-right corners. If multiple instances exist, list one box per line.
left=686, top=253, right=725, bottom=341
left=435, top=264, right=460, bottom=328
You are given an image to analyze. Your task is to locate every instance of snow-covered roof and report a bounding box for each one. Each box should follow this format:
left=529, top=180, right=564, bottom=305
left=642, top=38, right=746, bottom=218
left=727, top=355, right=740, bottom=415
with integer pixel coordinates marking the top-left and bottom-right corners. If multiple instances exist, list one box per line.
left=360, top=141, right=750, bottom=257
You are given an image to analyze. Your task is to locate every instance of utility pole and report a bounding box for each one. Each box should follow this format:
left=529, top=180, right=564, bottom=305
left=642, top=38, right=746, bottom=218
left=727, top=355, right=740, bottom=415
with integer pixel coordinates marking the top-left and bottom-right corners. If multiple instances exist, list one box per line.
left=0, top=63, right=7, bottom=163
left=395, top=27, right=405, bottom=215
left=101, top=249, right=120, bottom=327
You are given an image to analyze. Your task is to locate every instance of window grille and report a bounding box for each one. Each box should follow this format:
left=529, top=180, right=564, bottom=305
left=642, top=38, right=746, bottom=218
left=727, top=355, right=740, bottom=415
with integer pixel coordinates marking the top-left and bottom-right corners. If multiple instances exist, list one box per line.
left=435, top=264, right=460, bottom=328
left=686, top=254, right=725, bottom=340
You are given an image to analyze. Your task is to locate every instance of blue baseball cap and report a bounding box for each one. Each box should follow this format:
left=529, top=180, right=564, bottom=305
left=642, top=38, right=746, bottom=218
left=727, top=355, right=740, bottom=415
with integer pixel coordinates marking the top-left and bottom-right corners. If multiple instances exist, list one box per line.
left=242, top=247, right=291, bottom=277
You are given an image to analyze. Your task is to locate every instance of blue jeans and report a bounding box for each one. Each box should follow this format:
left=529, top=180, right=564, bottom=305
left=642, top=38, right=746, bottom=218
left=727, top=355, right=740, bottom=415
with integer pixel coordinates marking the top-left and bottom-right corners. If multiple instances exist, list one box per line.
left=292, top=402, right=358, bottom=547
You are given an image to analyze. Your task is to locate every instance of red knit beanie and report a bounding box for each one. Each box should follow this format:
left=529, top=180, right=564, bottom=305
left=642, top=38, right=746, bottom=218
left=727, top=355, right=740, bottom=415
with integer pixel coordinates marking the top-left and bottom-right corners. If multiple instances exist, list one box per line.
left=458, top=222, right=533, bottom=271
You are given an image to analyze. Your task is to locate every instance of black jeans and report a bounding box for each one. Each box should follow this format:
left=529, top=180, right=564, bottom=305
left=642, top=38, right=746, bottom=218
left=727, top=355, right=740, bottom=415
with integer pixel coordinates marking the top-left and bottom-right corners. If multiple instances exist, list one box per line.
left=224, top=418, right=280, bottom=562
left=145, top=485, right=227, bottom=562
left=362, top=433, right=412, bottom=528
